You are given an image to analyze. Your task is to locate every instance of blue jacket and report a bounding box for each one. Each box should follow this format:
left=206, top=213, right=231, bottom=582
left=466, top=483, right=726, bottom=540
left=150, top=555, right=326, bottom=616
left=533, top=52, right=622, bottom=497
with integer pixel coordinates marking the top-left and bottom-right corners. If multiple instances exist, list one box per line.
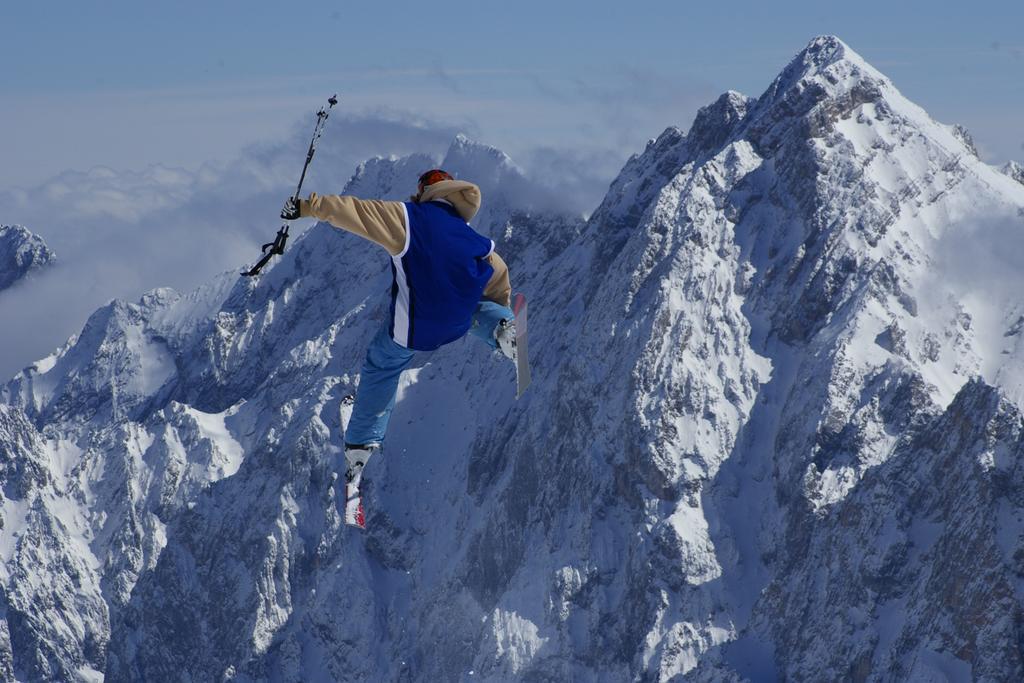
left=389, top=200, right=494, bottom=351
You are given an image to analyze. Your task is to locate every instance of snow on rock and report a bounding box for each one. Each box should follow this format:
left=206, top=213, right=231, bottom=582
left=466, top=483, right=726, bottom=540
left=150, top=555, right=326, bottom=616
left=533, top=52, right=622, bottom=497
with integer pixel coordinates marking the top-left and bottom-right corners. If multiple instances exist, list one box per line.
left=745, top=379, right=1024, bottom=681
left=3, top=35, right=1024, bottom=682
left=342, top=152, right=438, bottom=200
left=0, top=225, right=55, bottom=292
left=1001, top=160, right=1024, bottom=186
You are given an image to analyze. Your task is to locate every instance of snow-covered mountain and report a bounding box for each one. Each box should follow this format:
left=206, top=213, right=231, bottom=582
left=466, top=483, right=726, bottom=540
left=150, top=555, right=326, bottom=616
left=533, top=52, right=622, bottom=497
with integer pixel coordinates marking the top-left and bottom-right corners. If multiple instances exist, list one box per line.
left=0, top=226, right=55, bottom=293
left=3, top=35, right=1024, bottom=681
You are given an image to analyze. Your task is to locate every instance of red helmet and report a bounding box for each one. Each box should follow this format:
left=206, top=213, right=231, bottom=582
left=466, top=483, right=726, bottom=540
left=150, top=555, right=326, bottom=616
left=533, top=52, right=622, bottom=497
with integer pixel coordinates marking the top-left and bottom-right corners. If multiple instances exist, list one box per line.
left=417, top=169, right=453, bottom=193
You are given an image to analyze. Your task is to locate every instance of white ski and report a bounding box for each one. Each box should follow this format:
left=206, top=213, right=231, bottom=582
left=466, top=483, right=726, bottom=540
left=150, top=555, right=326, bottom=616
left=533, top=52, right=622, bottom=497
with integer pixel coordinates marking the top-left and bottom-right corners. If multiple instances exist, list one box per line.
left=338, top=395, right=366, bottom=529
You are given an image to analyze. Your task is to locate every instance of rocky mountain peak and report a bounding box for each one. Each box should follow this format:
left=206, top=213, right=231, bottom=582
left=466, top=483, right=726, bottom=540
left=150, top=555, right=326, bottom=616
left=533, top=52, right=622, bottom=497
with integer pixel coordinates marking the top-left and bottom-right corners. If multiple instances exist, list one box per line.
left=745, top=35, right=898, bottom=148
left=775, top=34, right=880, bottom=91
left=0, top=225, right=56, bottom=292
left=343, top=152, right=438, bottom=199
left=687, top=90, right=753, bottom=156
left=798, top=34, right=858, bottom=67
left=1002, top=160, right=1024, bottom=186
left=442, top=134, right=524, bottom=192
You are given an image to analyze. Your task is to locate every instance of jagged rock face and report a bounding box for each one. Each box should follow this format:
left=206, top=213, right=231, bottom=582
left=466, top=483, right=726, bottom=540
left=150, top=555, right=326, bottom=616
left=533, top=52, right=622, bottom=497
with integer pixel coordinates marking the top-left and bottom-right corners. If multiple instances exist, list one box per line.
left=748, top=379, right=1024, bottom=681
left=0, top=226, right=55, bottom=292
left=4, top=36, right=1024, bottom=682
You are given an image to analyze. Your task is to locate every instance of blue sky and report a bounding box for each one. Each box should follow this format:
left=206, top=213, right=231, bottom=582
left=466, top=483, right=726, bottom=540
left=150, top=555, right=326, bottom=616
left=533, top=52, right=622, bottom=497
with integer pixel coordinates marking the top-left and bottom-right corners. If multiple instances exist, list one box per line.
left=2, top=0, right=1022, bottom=187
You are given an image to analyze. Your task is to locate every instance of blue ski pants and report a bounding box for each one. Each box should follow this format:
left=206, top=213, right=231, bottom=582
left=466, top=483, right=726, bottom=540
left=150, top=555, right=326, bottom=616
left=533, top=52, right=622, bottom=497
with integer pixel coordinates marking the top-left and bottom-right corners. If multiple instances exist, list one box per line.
left=344, top=300, right=514, bottom=446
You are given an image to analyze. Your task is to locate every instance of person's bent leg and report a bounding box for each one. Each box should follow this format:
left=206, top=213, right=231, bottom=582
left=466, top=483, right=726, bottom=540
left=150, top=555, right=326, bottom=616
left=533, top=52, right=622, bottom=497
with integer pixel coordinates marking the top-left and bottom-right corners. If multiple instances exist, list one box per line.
left=468, top=300, right=514, bottom=350
left=344, top=324, right=416, bottom=446
left=339, top=325, right=414, bottom=528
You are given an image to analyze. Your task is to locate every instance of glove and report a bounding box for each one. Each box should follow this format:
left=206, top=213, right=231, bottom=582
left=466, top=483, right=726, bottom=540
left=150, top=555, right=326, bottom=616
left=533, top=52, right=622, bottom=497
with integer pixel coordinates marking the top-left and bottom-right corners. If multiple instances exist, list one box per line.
left=280, top=196, right=302, bottom=220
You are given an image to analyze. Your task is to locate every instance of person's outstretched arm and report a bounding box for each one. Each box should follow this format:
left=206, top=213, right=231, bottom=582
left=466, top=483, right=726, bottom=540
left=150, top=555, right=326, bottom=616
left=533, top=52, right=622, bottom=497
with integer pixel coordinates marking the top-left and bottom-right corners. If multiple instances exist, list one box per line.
left=300, top=194, right=407, bottom=256
left=483, top=251, right=511, bottom=308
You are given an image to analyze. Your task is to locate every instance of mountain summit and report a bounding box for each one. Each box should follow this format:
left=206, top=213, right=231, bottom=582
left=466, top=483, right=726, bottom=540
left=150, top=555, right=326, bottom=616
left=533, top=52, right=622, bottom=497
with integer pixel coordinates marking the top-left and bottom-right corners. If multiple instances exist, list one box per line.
left=0, top=225, right=55, bottom=293
left=3, top=37, right=1024, bottom=681
left=1002, top=160, right=1024, bottom=185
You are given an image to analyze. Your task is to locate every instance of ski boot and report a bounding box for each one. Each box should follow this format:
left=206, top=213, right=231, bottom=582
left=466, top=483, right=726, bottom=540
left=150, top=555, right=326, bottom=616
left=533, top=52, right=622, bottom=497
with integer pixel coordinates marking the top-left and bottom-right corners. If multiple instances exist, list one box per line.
left=341, top=442, right=379, bottom=529
left=494, top=318, right=517, bottom=362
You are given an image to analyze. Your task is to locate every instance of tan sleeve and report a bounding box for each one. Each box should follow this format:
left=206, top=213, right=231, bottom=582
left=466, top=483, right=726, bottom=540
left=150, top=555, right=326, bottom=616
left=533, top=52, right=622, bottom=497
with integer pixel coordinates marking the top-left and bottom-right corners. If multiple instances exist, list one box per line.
left=483, top=251, right=512, bottom=307
left=300, top=194, right=407, bottom=256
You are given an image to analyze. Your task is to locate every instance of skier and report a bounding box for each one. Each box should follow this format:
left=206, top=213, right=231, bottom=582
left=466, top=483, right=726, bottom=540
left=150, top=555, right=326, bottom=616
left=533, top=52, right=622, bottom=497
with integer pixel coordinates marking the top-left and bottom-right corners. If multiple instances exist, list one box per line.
left=281, top=169, right=516, bottom=528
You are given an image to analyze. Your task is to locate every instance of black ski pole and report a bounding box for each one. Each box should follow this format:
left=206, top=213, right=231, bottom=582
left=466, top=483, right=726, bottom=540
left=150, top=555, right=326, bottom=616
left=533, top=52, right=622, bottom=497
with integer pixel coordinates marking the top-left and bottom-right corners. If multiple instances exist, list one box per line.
left=242, top=94, right=339, bottom=277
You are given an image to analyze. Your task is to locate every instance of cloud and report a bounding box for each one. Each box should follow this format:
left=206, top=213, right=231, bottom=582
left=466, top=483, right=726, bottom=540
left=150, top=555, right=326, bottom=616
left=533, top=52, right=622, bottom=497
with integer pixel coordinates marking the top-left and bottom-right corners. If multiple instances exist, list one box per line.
left=0, top=62, right=720, bottom=379
left=0, top=102, right=629, bottom=380
left=935, top=208, right=1024, bottom=297
left=529, top=65, right=717, bottom=150
left=989, top=41, right=1024, bottom=60
left=924, top=206, right=1024, bottom=356
left=429, top=63, right=465, bottom=95
left=518, top=146, right=627, bottom=216
left=0, top=110, right=462, bottom=380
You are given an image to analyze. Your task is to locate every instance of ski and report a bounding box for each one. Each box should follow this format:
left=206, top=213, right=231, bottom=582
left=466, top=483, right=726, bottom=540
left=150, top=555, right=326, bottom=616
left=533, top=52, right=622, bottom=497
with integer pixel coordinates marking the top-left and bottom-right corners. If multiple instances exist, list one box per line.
left=512, top=293, right=531, bottom=398
left=343, top=484, right=365, bottom=529
left=337, top=395, right=366, bottom=529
